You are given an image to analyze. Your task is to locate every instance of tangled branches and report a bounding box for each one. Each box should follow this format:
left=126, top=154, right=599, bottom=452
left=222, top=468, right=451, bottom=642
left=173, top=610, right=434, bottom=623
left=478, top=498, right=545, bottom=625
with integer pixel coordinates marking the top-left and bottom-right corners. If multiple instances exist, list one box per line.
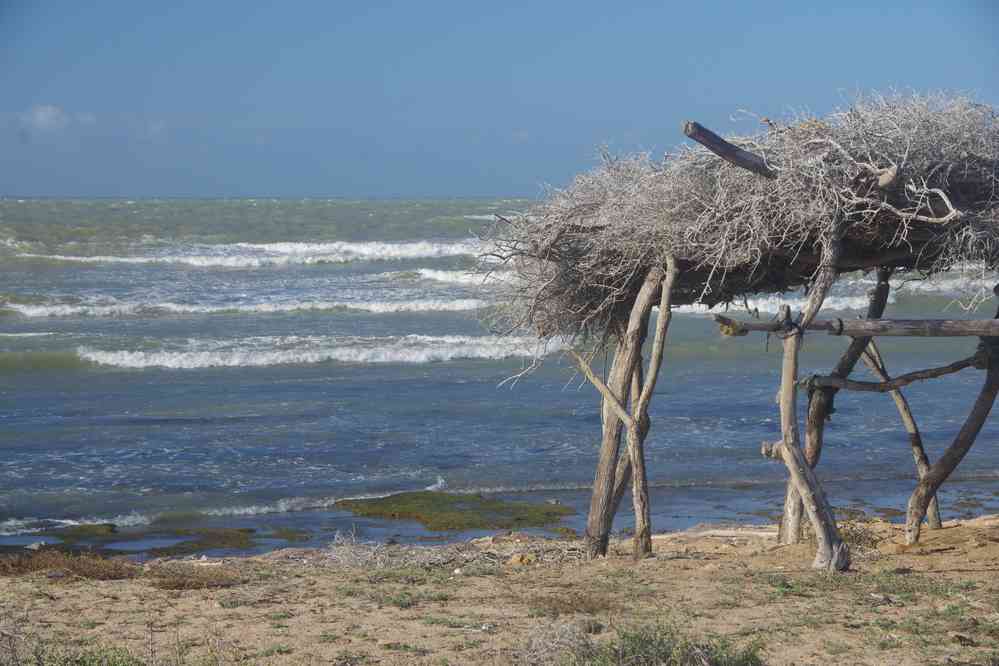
left=485, top=92, right=999, bottom=348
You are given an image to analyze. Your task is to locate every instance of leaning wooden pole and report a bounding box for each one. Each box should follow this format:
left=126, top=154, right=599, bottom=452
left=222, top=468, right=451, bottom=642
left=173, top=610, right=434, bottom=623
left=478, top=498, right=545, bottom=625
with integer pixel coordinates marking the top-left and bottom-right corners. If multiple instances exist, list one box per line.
left=781, top=268, right=892, bottom=543
left=583, top=269, right=662, bottom=558
left=626, top=256, right=679, bottom=558
left=778, top=234, right=842, bottom=543
left=905, top=287, right=999, bottom=544
left=775, top=305, right=850, bottom=571
left=862, top=340, right=942, bottom=529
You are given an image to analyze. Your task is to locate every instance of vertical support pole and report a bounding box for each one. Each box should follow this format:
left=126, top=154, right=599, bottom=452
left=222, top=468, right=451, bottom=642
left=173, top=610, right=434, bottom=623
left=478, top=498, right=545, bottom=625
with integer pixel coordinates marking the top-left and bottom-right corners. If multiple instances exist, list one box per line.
left=584, top=269, right=662, bottom=558
left=776, top=305, right=850, bottom=571
left=782, top=269, right=891, bottom=543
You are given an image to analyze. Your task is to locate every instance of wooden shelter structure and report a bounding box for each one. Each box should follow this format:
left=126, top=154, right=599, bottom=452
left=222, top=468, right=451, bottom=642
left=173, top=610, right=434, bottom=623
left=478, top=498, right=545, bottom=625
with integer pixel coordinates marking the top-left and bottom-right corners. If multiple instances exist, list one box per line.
left=486, top=93, right=999, bottom=571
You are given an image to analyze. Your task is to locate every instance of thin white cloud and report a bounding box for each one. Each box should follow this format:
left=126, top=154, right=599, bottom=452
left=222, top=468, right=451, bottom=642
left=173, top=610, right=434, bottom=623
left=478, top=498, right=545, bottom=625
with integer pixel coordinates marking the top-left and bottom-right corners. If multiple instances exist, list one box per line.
left=21, top=105, right=70, bottom=131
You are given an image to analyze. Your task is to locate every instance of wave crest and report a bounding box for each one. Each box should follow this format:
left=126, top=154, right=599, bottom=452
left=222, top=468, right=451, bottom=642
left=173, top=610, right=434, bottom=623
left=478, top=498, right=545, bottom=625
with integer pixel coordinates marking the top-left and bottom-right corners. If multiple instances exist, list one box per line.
left=78, top=334, right=555, bottom=369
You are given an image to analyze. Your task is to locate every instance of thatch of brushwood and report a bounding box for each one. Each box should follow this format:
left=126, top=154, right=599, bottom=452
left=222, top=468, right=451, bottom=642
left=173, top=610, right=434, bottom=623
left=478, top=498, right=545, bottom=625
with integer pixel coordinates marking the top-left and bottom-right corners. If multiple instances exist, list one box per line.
left=485, top=93, right=999, bottom=347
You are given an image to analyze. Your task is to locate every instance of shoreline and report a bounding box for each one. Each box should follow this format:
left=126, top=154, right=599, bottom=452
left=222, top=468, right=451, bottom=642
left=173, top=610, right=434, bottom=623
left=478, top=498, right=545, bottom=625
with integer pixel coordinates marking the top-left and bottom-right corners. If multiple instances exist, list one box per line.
left=3, top=477, right=998, bottom=560
left=3, top=514, right=999, bottom=664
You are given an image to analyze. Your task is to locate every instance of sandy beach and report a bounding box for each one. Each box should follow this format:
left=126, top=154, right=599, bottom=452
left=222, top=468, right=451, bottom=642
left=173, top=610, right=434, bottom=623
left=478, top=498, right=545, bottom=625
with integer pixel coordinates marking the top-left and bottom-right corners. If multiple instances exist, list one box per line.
left=3, top=515, right=999, bottom=665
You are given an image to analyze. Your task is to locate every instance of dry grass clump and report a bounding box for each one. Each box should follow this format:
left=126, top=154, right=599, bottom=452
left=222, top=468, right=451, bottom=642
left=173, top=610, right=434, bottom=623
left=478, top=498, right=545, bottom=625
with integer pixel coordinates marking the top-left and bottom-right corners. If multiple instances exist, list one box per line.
left=518, top=620, right=764, bottom=666
left=0, top=550, right=139, bottom=581
left=487, top=92, right=999, bottom=345
left=143, top=562, right=244, bottom=590
left=323, top=530, right=587, bottom=572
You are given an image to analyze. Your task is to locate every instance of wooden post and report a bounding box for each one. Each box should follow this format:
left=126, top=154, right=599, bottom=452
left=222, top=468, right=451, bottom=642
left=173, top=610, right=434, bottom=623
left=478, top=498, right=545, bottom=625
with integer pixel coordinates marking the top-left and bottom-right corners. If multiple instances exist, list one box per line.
left=776, top=305, right=850, bottom=571
left=905, top=355, right=999, bottom=544
left=862, top=341, right=942, bottom=529
left=781, top=269, right=892, bottom=543
left=778, top=235, right=841, bottom=543
left=905, top=287, right=999, bottom=544
left=626, top=256, right=679, bottom=558
left=584, top=269, right=662, bottom=558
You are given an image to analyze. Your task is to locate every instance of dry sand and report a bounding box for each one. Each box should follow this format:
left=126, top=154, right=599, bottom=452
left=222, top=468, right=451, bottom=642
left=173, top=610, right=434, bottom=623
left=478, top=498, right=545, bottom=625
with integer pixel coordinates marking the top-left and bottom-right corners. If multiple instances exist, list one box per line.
left=3, top=516, right=999, bottom=665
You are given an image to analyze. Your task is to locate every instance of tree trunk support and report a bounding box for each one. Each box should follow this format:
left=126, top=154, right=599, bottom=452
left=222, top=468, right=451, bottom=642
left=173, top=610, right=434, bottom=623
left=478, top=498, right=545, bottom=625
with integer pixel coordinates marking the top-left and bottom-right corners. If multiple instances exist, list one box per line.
left=780, top=269, right=892, bottom=542
left=862, top=341, right=942, bottom=529
left=777, top=236, right=842, bottom=543
left=775, top=305, right=851, bottom=571
left=905, top=287, right=999, bottom=544
left=581, top=258, right=679, bottom=558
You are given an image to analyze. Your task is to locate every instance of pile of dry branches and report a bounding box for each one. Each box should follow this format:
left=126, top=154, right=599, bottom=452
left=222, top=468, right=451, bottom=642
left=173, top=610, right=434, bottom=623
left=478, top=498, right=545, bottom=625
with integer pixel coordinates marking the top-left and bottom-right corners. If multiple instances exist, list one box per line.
left=486, top=92, right=999, bottom=346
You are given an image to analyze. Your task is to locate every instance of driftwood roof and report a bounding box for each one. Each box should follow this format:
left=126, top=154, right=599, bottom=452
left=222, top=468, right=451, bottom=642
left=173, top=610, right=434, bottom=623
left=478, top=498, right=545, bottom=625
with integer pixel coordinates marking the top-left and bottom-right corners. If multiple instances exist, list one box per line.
left=486, top=92, right=999, bottom=343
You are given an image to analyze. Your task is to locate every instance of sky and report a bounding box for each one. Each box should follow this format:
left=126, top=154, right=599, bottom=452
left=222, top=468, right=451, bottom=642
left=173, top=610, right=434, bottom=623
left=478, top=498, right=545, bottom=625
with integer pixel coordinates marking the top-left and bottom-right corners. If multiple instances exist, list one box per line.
left=1, top=1, right=997, bottom=198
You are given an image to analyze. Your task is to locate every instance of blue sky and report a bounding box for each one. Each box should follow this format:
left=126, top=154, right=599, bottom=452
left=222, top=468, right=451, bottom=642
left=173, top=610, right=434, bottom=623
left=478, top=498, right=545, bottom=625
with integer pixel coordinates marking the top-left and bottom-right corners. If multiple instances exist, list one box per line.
left=2, top=1, right=996, bottom=198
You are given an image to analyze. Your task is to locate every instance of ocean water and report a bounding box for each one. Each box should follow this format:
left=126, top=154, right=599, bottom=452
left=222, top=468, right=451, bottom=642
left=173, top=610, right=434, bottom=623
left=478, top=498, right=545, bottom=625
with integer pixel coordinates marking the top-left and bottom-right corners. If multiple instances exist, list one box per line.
left=1, top=199, right=998, bottom=549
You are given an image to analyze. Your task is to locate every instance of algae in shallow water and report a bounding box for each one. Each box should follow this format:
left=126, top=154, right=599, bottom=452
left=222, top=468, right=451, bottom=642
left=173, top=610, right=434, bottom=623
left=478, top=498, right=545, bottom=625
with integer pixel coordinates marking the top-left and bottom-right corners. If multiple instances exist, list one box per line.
left=335, top=491, right=574, bottom=531
left=43, top=523, right=118, bottom=544
left=147, top=528, right=257, bottom=557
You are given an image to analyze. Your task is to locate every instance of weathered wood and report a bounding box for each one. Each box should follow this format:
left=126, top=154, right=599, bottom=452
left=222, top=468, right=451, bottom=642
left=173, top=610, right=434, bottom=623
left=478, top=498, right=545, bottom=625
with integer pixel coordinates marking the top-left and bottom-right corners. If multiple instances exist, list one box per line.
left=683, top=121, right=777, bottom=179
left=905, top=358, right=999, bottom=544
left=862, top=341, right=942, bottom=529
left=583, top=268, right=662, bottom=558
left=779, top=236, right=842, bottom=542
left=625, top=256, right=679, bottom=559
left=775, top=305, right=850, bottom=570
left=577, top=260, right=679, bottom=560
left=781, top=268, right=891, bottom=543
left=715, top=315, right=999, bottom=338
left=905, top=290, right=999, bottom=544
left=805, top=353, right=984, bottom=393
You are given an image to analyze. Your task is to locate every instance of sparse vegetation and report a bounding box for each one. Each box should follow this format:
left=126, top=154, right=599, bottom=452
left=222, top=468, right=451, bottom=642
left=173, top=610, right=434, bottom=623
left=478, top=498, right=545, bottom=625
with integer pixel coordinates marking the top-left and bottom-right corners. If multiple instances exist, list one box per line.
left=335, top=491, right=574, bottom=531
left=144, top=563, right=244, bottom=590
left=0, top=550, right=139, bottom=580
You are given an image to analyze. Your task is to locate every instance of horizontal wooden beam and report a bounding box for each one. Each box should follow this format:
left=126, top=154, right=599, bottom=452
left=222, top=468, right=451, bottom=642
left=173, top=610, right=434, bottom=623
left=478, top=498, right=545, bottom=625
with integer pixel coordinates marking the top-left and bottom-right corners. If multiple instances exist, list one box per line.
left=801, top=353, right=984, bottom=392
left=683, top=121, right=777, bottom=179
left=714, top=314, right=999, bottom=338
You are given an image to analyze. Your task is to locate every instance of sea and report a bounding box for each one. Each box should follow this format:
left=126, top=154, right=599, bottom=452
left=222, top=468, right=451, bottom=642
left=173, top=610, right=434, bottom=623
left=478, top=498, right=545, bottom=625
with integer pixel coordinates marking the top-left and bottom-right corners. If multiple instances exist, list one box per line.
left=2, top=198, right=998, bottom=552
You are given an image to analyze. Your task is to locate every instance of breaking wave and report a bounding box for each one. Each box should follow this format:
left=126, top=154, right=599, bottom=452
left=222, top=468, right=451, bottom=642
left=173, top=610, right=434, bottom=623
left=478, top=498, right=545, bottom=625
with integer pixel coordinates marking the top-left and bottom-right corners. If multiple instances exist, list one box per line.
left=78, top=334, right=556, bottom=369
left=674, top=293, right=898, bottom=315
left=12, top=239, right=484, bottom=268
left=6, top=298, right=489, bottom=318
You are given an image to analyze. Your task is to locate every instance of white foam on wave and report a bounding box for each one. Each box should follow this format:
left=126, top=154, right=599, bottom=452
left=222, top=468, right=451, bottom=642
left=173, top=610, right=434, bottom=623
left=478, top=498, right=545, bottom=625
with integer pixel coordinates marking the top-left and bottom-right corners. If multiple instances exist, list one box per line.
left=78, top=334, right=556, bottom=369
left=416, top=269, right=495, bottom=285
left=13, top=238, right=486, bottom=268
left=0, top=331, right=57, bottom=337
left=0, top=512, right=151, bottom=536
left=674, top=293, right=898, bottom=315
left=8, top=298, right=489, bottom=318
left=235, top=238, right=483, bottom=259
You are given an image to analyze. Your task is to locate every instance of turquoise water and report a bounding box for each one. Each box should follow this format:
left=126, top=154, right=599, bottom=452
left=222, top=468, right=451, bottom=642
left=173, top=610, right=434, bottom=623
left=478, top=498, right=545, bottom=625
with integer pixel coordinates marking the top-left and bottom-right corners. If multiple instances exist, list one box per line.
left=1, top=198, right=998, bottom=550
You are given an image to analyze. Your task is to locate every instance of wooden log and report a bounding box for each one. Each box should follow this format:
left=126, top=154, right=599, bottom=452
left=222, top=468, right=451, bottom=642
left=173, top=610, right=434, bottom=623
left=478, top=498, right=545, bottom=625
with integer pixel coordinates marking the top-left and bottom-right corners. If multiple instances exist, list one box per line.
left=715, top=315, right=999, bottom=338
left=905, top=358, right=999, bottom=544
left=779, top=234, right=842, bottom=543
left=682, top=121, right=777, bottom=179
left=905, top=289, right=999, bottom=544
left=774, top=305, right=850, bottom=570
left=862, top=341, right=942, bottom=529
left=803, top=354, right=984, bottom=392
left=781, top=268, right=891, bottom=543
left=583, top=268, right=661, bottom=558
left=625, top=256, right=679, bottom=559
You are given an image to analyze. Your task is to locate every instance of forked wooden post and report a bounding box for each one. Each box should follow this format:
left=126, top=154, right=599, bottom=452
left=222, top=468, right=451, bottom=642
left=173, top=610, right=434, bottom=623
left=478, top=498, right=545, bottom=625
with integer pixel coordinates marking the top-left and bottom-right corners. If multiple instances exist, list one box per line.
left=775, top=305, right=850, bottom=570
left=582, top=270, right=660, bottom=558
left=783, top=270, right=892, bottom=543
left=862, top=340, right=942, bottom=529
left=904, top=287, right=999, bottom=544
